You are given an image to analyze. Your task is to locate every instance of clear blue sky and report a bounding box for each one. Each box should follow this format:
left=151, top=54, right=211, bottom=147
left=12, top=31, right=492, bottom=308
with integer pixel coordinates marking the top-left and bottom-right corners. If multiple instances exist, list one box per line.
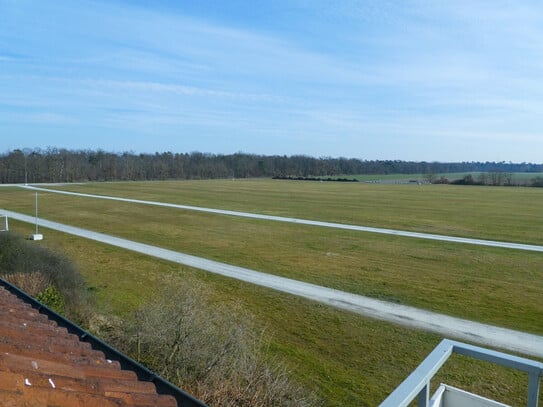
left=1, top=0, right=542, bottom=162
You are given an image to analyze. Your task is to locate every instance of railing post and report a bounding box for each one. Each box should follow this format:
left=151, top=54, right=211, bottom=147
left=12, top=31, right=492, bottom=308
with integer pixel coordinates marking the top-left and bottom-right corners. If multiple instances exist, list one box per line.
left=527, top=371, right=540, bottom=407
left=417, top=383, right=429, bottom=407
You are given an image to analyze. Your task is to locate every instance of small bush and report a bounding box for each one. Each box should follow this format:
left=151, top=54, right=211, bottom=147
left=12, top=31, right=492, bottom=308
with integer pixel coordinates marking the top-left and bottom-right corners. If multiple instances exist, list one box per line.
left=451, top=174, right=478, bottom=185
left=103, top=279, right=320, bottom=407
left=531, top=176, right=543, bottom=187
left=435, top=176, right=449, bottom=184
left=0, top=232, right=89, bottom=322
left=36, top=285, right=65, bottom=313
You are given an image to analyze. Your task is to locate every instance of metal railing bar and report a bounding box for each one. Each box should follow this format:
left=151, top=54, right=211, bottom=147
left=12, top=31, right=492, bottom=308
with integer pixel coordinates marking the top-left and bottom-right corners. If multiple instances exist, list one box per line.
left=418, top=383, right=430, bottom=407
left=528, top=372, right=541, bottom=407
left=380, top=338, right=543, bottom=407
left=450, top=340, right=543, bottom=375
left=379, top=339, right=454, bottom=407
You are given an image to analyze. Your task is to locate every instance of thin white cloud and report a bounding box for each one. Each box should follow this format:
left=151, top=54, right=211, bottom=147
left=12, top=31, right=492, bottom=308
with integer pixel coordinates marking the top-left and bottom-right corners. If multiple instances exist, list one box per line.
left=1, top=111, right=77, bottom=125
left=0, top=56, right=18, bottom=62
left=83, top=79, right=279, bottom=102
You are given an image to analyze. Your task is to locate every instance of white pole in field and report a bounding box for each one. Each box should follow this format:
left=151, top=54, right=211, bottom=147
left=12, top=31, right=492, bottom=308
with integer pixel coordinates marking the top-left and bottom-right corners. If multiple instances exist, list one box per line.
left=30, top=192, right=43, bottom=240
left=35, top=192, right=39, bottom=235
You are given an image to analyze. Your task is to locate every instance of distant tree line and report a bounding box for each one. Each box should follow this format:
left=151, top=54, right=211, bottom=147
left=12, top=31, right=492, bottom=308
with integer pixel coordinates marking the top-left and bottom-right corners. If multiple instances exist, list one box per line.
left=1, top=147, right=542, bottom=184
left=430, top=173, right=543, bottom=187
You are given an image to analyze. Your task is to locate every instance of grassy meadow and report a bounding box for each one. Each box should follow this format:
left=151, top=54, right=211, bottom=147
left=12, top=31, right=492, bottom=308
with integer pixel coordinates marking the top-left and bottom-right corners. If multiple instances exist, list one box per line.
left=27, top=178, right=543, bottom=244
left=1, top=179, right=542, bottom=405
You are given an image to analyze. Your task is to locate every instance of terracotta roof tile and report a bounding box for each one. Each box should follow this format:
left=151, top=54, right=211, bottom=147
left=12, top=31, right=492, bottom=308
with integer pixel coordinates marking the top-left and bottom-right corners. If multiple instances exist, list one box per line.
left=0, top=286, right=178, bottom=407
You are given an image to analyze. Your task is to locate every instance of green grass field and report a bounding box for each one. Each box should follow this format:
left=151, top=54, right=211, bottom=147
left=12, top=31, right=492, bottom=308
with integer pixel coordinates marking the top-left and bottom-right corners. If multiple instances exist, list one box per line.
left=32, top=179, right=543, bottom=244
left=1, top=179, right=542, bottom=405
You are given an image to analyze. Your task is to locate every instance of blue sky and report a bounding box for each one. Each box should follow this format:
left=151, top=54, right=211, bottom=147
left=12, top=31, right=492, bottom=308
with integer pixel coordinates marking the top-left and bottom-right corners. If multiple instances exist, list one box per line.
left=1, top=0, right=542, bottom=162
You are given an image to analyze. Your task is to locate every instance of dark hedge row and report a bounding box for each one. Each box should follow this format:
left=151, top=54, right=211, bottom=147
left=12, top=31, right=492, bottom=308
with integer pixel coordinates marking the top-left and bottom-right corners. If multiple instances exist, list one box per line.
left=272, top=176, right=358, bottom=182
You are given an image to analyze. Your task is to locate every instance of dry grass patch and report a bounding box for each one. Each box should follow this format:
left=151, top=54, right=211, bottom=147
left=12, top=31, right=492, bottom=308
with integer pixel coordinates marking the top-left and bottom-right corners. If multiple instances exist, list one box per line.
left=2, top=271, right=49, bottom=296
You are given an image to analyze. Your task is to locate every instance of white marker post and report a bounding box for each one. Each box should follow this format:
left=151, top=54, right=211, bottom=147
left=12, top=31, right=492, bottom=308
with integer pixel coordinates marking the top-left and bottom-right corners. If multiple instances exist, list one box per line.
left=30, top=192, right=43, bottom=240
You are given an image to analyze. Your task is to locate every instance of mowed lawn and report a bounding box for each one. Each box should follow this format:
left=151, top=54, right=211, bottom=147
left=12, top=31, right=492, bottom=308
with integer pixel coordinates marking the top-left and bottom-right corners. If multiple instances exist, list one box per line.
left=41, top=178, right=543, bottom=245
left=1, top=181, right=542, bottom=335
left=1, top=180, right=542, bottom=405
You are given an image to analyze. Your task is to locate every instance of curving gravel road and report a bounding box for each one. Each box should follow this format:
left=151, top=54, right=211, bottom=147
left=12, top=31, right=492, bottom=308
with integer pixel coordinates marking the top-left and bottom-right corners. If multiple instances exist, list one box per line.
left=3, top=208, right=543, bottom=358
left=20, top=185, right=543, bottom=252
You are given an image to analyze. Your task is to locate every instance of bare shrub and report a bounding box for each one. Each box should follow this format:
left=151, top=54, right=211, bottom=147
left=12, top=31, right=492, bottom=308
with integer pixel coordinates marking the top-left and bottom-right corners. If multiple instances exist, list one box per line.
left=0, top=232, right=90, bottom=322
left=105, top=279, right=320, bottom=407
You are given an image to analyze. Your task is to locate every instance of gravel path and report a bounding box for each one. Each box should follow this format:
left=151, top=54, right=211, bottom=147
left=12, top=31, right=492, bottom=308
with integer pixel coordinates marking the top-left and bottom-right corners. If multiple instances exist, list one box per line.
left=3, top=208, right=543, bottom=358
left=21, top=185, right=543, bottom=252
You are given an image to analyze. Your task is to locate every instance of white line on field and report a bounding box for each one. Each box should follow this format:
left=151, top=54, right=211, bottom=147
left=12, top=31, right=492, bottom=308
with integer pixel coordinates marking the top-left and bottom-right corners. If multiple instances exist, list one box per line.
left=19, top=185, right=543, bottom=252
left=3, top=208, right=543, bottom=358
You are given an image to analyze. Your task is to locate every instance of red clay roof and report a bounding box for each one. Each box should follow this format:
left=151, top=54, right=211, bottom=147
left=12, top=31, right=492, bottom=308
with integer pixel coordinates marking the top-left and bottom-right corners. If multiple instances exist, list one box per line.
left=0, top=286, right=177, bottom=407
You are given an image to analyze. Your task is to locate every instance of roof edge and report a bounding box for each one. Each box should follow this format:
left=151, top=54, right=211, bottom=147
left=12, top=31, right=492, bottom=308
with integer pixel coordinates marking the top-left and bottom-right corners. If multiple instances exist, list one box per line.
left=0, top=277, right=207, bottom=407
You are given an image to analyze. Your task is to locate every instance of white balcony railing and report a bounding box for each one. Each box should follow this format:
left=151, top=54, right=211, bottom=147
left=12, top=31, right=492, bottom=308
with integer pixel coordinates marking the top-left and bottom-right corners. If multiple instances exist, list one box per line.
left=380, top=339, right=543, bottom=407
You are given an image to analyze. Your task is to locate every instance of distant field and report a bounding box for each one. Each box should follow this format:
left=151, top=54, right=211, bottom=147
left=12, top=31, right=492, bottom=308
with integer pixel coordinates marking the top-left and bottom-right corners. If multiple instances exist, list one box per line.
left=2, top=180, right=542, bottom=405
left=31, top=178, right=543, bottom=245
left=1, top=181, right=542, bottom=334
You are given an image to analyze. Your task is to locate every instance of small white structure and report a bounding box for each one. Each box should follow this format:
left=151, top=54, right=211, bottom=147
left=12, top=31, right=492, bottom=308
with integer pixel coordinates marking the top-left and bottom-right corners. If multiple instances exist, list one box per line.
left=0, top=214, right=8, bottom=232
left=430, top=384, right=511, bottom=407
